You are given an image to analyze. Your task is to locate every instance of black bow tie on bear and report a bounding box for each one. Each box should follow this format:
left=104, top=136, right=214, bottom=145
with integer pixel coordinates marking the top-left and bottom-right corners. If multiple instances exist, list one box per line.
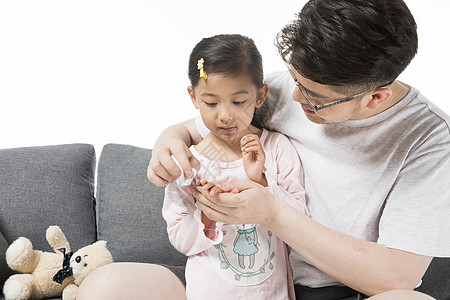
left=53, top=248, right=74, bottom=284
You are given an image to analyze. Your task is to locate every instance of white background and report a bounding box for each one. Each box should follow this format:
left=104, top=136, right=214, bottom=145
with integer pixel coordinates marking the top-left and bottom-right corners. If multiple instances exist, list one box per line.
left=1, top=0, right=449, bottom=152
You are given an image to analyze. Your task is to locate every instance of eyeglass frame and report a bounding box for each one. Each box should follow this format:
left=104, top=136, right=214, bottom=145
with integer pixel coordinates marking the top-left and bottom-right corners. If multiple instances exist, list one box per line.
left=283, top=56, right=393, bottom=111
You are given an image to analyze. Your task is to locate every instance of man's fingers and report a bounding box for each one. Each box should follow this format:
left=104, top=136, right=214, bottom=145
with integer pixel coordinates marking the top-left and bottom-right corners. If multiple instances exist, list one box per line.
left=215, top=192, right=242, bottom=207
left=147, top=141, right=198, bottom=186
left=189, top=154, right=201, bottom=173
left=193, top=189, right=216, bottom=210
left=217, top=180, right=254, bottom=193
left=195, top=186, right=241, bottom=208
left=148, top=156, right=176, bottom=184
left=146, top=167, right=170, bottom=187
left=196, top=201, right=225, bottom=223
left=171, top=146, right=199, bottom=178
left=155, top=148, right=181, bottom=178
left=194, top=192, right=229, bottom=223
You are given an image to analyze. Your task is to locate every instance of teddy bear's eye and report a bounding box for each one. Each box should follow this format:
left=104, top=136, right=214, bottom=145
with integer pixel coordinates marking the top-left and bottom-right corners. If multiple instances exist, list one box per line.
left=84, top=263, right=88, bottom=267
left=75, top=256, right=81, bottom=263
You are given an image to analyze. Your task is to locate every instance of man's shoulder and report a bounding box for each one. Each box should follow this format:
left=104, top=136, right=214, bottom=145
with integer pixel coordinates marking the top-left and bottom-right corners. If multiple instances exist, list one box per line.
left=406, top=88, right=450, bottom=138
left=264, top=70, right=291, bottom=89
left=255, top=71, right=297, bottom=129
left=415, top=90, right=450, bottom=127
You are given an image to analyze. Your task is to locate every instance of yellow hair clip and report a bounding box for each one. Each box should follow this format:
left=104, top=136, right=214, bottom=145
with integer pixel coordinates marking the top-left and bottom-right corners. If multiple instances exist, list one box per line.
left=197, top=58, right=207, bottom=80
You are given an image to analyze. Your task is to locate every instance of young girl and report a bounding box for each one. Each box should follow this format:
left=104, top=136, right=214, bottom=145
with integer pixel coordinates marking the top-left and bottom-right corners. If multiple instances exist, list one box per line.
left=162, top=34, right=309, bottom=300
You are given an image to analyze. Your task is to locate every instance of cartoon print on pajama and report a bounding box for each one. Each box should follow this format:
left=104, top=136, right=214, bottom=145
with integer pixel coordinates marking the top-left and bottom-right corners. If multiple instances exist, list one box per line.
left=233, top=224, right=259, bottom=269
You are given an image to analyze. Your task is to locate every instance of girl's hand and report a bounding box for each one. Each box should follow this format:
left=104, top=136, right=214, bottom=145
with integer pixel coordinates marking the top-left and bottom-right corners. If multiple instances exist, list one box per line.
left=196, top=178, right=223, bottom=196
left=196, top=178, right=222, bottom=237
left=241, top=134, right=267, bottom=186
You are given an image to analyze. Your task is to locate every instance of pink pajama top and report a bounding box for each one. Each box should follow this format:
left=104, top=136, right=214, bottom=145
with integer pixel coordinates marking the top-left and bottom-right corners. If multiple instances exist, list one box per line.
left=162, top=129, right=309, bottom=300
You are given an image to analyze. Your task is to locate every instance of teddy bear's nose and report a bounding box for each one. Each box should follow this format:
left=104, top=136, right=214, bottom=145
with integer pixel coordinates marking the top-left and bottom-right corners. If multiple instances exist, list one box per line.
left=75, top=256, right=81, bottom=263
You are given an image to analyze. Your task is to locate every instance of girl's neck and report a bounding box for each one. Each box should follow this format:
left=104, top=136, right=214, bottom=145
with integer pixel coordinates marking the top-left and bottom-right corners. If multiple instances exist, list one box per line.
left=196, top=125, right=262, bottom=162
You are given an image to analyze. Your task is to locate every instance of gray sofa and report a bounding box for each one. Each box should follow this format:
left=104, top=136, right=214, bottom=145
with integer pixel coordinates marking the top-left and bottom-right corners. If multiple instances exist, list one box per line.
left=0, top=143, right=186, bottom=300
left=0, top=143, right=449, bottom=300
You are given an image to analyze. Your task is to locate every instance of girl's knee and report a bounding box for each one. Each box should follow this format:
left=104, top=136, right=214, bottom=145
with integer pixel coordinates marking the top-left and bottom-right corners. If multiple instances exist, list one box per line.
left=76, top=263, right=186, bottom=300
left=77, top=263, right=123, bottom=300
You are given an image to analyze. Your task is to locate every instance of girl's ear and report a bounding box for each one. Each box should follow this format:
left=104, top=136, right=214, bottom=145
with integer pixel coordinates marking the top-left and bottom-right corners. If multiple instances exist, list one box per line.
left=187, top=86, right=199, bottom=109
left=255, top=84, right=269, bottom=108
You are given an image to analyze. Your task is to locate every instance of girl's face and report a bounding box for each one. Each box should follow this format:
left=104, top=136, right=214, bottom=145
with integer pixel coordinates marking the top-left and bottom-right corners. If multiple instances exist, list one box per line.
left=188, top=72, right=268, bottom=143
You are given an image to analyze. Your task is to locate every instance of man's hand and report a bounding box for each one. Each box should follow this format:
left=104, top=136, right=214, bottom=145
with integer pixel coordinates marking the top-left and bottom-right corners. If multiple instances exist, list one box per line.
left=193, top=180, right=278, bottom=226
left=147, top=140, right=200, bottom=187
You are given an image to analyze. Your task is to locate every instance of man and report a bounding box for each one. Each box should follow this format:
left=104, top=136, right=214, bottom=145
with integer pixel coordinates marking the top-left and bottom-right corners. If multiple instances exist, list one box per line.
left=78, top=0, right=449, bottom=299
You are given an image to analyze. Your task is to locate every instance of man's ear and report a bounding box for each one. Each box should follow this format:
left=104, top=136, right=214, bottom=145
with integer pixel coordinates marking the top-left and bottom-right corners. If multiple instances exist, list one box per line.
left=367, top=87, right=392, bottom=109
left=255, top=84, right=269, bottom=108
left=187, top=86, right=199, bottom=109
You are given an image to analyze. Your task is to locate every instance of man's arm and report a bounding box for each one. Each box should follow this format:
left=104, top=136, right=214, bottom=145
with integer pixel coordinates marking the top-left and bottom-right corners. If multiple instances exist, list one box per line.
left=193, top=181, right=432, bottom=296
left=147, top=118, right=201, bottom=186
left=268, top=196, right=432, bottom=296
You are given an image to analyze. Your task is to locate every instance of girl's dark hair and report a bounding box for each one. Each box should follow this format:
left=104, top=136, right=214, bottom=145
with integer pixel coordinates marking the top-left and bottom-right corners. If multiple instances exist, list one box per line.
left=188, top=34, right=264, bottom=88
left=276, top=0, right=418, bottom=93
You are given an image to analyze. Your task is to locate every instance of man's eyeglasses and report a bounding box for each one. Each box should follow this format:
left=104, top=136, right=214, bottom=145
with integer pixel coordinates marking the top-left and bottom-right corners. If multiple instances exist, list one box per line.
left=283, top=54, right=392, bottom=111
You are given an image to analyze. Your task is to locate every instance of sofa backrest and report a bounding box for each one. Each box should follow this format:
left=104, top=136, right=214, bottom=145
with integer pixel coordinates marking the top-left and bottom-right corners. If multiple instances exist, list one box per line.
left=0, top=144, right=97, bottom=252
left=0, top=143, right=98, bottom=294
left=96, top=143, right=187, bottom=266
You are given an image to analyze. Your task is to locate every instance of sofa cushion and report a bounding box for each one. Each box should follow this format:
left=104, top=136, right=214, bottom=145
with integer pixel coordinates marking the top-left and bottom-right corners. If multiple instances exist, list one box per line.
left=416, top=257, right=450, bottom=299
left=96, top=144, right=187, bottom=266
left=0, top=230, right=14, bottom=292
left=0, top=144, right=97, bottom=253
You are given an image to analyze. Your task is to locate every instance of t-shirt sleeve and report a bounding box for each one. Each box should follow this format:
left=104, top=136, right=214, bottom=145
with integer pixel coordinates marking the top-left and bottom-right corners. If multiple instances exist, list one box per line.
left=377, top=123, right=450, bottom=257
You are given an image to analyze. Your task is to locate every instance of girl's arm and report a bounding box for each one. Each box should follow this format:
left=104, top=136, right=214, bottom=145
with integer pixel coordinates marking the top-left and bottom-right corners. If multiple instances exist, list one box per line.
left=265, top=133, right=309, bottom=215
left=147, top=118, right=201, bottom=186
left=162, top=183, right=219, bottom=256
left=196, top=179, right=222, bottom=240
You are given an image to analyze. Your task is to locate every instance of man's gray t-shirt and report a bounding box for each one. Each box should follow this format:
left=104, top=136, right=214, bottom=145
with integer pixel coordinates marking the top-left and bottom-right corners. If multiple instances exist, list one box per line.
left=196, top=71, right=450, bottom=288
left=254, top=71, right=450, bottom=287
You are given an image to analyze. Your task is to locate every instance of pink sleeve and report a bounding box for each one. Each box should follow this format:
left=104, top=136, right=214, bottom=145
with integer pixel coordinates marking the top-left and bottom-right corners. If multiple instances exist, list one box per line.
left=264, top=133, right=309, bottom=216
left=162, top=182, right=222, bottom=256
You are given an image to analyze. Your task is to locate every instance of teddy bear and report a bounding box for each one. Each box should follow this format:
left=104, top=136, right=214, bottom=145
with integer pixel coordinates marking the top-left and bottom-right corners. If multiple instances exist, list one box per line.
left=3, top=225, right=113, bottom=300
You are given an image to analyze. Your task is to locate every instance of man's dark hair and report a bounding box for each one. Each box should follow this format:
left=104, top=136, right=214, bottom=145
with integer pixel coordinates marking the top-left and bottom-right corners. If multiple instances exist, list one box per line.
left=188, top=34, right=264, bottom=88
left=277, top=0, right=418, bottom=93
